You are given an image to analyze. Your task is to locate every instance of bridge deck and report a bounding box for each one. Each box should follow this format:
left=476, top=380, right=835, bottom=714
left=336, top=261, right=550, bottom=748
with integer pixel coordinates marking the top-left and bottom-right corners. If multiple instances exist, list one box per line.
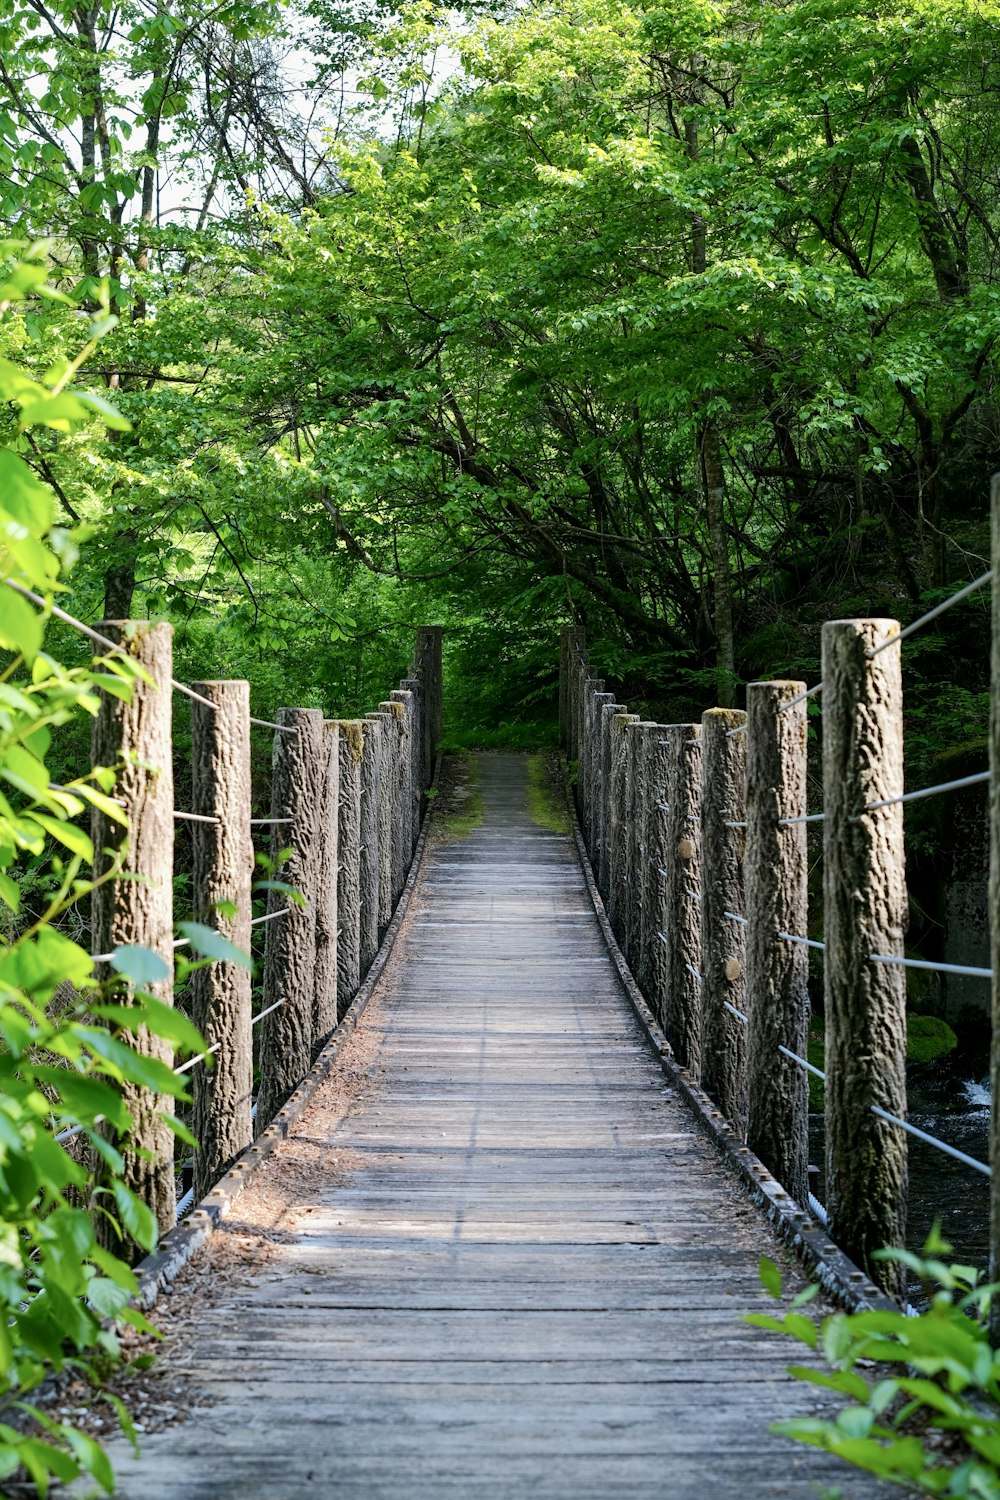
left=100, top=754, right=879, bottom=1498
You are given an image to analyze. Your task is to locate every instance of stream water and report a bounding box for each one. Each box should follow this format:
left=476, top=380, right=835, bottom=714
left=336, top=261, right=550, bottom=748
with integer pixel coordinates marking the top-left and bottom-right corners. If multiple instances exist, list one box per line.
left=809, top=1071, right=990, bottom=1300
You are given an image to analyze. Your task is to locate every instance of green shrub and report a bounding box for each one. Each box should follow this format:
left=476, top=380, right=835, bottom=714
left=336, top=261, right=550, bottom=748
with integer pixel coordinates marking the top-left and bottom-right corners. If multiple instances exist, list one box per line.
left=748, top=1229, right=1000, bottom=1496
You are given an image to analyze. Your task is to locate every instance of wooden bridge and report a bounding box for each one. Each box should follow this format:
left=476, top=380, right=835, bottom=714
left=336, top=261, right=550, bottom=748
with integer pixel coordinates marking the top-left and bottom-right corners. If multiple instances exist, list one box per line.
left=96, top=753, right=882, bottom=1498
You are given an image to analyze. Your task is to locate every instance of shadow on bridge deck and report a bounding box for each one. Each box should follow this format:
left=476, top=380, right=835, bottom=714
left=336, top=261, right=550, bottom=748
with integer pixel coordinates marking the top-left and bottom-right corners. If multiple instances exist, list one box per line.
left=93, top=753, right=885, bottom=1499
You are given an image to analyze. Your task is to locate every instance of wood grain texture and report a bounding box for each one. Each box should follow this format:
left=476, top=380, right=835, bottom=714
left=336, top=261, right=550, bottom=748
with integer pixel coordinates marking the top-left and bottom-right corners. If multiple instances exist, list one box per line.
left=700, top=708, right=748, bottom=1141
left=823, top=620, right=907, bottom=1294
left=99, top=755, right=888, bottom=1500
left=91, top=620, right=176, bottom=1246
left=190, top=679, right=254, bottom=1200
left=745, top=683, right=810, bottom=1207
left=256, top=707, right=324, bottom=1130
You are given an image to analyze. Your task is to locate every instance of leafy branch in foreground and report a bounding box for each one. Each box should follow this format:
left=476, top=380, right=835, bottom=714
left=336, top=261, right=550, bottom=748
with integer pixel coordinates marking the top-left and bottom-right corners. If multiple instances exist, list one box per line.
left=749, top=1230, right=1000, bottom=1497
left=0, top=249, right=207, bottom=1497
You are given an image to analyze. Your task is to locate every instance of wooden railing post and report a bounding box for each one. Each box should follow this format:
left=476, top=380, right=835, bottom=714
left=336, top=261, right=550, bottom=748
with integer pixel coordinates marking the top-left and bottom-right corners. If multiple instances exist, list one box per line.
left=586, top=691, right=613, bottom=863
left=313, top=720, right=339, bottom=1047
left=700, top=708, right=748, bottom=1140
left=390, top=688, right=415, bottom=868
left=359, top=718, right=383, bottom=971
left=414, top=625, right=443, bottom=772
left=745, top=681, right=809, bottom=1205
left=643, top=729, right=671, bottom=1034
left=596, top=702, right=626, bottom=898
left=823, top=620, right=907, bottom=1294
left=607, top=711, right=639, bottom=940
left=380, top=699, right=407, bottom=904
left=577, top=675, right=602, bottom=842
left=400, top=675, right=424, bottom=843
left=630, top=722, right=662, bottom=991
left=190, top=679, right=254, bottom=1201
left=366, top=710, right=395, bottom=935
left=256, top=706, right=325, bottom=1129
left=623, top=721, right=656, bottom=968
left=92, top=620, right=176, bottom=1247
left=337, top=720, right=364, bottom=1018
left=662, top=724, right=703, bottom=1075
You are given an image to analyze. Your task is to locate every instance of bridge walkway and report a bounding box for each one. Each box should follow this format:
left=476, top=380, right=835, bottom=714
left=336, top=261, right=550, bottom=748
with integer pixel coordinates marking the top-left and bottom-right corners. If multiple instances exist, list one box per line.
left=98, top=753, right=879, bottom=1499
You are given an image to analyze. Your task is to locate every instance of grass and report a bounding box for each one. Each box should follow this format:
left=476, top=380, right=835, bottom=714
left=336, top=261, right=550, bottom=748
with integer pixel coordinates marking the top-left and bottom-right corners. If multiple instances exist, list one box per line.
left=526, top=754, right=571, bottom=835
left=436, top=752, right=485, bottom=843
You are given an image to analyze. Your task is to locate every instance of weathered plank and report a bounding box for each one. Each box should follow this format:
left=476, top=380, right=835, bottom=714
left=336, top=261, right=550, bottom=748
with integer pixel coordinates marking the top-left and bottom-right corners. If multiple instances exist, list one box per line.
left=99, top=754, right=887, bottom=1500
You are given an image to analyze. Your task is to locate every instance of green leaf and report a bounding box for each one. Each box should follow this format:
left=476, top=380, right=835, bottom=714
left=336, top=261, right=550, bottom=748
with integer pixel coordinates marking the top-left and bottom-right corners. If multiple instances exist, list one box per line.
left=25, top=811, right=94, bottom=861
left=111, top=1181, right=158, bottom=1251
left=0, top=584, right=42, bottom=659
left=177, top=920, right=254, bottom=971
left=758, top=1256, right=782, bottom=1300
left=107, top=945, right=170, bottom=986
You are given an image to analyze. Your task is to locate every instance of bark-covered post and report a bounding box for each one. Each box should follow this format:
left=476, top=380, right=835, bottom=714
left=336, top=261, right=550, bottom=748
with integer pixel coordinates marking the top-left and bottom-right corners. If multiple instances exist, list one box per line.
left=745, top=682, right=810, bottom=1205
left=623, top=721, right=654, bottom=967
left=596, top=702, right=626, bottom=898
left=824, top=620, right=907, bottom=1294
left=607, top=711, right=639, bottom=942
left=414, top=625, right=443, bottom=778
left=390, top=688, right=416, bottom=869
left=700, top=708, right=749, bottom=1140
left=255, top=707, right=325, bottom=1130
left=313, top=720, right=339, bottom=1047
left=629, top=722, right=661, bottom=989
left=381, top=698, right=408, bottom=902
left=190, top=680, right=254, bottom=1201
left=662, top=724, right=703, bottom=1075
left=642, top=730, right=671, bottom=1032
left=587, top=691, right=613, bottom=864
left=990, top=475, right=1000, bottom=1341
left=366, top=710, right=395, bottom=934
left=579, top=680, right=604, bottom=856
left=337, top=720, right=364, bottom=1018
left=92, top=620, right=176, bottom=1247
left=400, top=675, right=424, bottom=844
left=359, top=718, right=382, bottom=970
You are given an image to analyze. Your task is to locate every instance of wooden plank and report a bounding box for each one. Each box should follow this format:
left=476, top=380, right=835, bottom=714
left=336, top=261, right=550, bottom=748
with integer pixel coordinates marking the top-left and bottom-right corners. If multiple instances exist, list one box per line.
left=96, top=753, right=890, bottom=1500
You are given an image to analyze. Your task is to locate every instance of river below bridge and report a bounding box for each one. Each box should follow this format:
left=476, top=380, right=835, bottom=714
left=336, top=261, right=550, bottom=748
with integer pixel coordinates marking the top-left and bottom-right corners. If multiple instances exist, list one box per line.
left=809, top=1071, right=990, bottom=1299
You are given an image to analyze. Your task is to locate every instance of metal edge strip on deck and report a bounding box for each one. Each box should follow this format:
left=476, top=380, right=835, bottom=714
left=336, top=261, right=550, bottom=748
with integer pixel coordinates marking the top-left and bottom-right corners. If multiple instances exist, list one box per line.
left=133, top=754, right=443, bottom=1312
left=561, top=760, right=895, bottom=1316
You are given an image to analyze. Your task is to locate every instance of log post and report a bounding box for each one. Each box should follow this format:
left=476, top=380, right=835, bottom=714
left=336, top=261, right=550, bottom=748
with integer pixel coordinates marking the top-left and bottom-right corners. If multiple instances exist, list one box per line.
left=990, top=474, right=1000, bottom=1341
left=642, top=729, right=671, bottom=1033
left=255, top=707, right=325, bottom=1129
left=580, top=680, right=605, bottom=858
left=623, top=722, right=656, bottom=967
left=824, top=620, right=907, bottom=1294
left=390, top=688, right=416, bottom=869
left=381, top=698, right=408, bottom=903
left=596, top=702, right=626, bottom=898
left=401, top=675, right=424, bottom=844
left=662, top=724, right=703, bottom=1075
left=700, top=708, right=749, bottom=1140
left=414, top=626, right=443, bottom=776
left=92, top=620, right=176, bottom=1248
left=190, top=680, right=254, bottom=1201
left=359, top=718, right=382, bottom=972
left=337, top=720, right=364, bottom=1018
left=629, top=722, right=662, bottom=991
left=366, top=710, right=395, bottom=935
left=745, top=681, right=810, bottom=1206
left=313, top=720, right=339, bottom=1047
left=607, top=711, right=639, bottom=941
left=587, top=692, right=614, bottom=864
